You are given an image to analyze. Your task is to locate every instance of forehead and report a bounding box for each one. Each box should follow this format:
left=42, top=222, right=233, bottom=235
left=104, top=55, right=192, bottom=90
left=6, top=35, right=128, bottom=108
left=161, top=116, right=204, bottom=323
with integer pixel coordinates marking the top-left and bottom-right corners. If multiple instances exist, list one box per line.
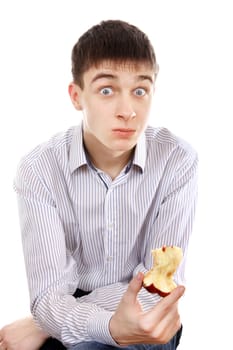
left=84, top=60, right=155, bottom=82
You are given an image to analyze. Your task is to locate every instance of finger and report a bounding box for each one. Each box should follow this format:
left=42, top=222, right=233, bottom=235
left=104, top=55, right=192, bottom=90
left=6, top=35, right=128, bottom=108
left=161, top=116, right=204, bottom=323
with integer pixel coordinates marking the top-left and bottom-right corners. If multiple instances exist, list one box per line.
left=123, top=272, right=144, bottom=304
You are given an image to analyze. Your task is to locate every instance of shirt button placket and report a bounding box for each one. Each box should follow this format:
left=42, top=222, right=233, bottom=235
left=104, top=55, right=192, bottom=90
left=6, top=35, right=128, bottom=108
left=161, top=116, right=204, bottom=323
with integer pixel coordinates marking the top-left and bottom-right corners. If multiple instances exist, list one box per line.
left=105, top=186, right=115, bottom=263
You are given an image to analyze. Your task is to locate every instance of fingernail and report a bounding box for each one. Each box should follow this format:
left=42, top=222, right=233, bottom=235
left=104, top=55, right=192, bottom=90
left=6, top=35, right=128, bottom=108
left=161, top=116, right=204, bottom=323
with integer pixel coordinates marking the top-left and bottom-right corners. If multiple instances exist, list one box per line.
left=136, top=272, right=143, bottom=281
left=180, top=286, right=186, bottom=295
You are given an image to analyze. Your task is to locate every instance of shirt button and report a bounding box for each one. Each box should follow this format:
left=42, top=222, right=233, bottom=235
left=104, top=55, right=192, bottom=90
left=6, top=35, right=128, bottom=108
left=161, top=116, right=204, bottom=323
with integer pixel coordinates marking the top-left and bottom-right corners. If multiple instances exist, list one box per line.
left=107, top=256, right=113, bottom=262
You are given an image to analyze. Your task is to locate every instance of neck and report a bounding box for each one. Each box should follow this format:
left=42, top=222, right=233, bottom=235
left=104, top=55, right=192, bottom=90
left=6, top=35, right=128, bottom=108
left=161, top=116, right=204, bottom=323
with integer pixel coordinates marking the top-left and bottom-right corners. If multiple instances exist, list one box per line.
left=84, top=138, right=134, bottom=180
left=92, top=151, right=133, bottom=179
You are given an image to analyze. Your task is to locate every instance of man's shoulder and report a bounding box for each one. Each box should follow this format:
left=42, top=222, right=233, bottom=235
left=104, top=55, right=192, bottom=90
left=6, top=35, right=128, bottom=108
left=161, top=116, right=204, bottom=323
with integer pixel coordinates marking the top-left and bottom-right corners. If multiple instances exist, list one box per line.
left=145, top=125, right=197, bottom=156
left=17, top=125, right=78, bottom=171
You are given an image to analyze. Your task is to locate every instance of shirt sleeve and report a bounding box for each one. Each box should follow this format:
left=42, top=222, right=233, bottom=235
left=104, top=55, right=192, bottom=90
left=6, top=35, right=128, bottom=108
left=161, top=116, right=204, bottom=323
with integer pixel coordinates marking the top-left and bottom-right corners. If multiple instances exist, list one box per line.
left=134, top=144, right=199, bottom=286
left=14, top=161, right=119, bottom=347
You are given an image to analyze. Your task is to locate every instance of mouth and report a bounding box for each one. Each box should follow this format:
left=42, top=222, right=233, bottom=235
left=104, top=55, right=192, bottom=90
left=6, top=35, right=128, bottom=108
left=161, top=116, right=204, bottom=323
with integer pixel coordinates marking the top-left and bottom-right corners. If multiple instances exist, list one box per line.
left=112, top=128, right=136, bottom=137
left=113, top=128, right=135, bottom=132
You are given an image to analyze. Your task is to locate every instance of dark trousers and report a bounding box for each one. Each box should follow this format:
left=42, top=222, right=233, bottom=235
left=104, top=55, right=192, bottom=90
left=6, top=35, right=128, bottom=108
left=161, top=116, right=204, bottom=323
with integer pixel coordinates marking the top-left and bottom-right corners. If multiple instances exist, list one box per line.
left=40, top=289, right=182, bottom=350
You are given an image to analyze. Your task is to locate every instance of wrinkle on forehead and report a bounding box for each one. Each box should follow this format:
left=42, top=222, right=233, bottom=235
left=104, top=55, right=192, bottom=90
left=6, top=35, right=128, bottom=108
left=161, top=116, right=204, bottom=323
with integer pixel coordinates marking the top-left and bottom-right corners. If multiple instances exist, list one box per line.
left=94, top=59, right=154, bottom=73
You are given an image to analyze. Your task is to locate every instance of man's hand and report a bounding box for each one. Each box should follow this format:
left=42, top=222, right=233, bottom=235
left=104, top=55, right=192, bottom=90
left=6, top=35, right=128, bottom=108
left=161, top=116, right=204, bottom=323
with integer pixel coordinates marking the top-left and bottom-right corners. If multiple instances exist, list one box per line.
left=109, top=272, right=185, bottom=346
left=0, top=317, right=48, bottom=350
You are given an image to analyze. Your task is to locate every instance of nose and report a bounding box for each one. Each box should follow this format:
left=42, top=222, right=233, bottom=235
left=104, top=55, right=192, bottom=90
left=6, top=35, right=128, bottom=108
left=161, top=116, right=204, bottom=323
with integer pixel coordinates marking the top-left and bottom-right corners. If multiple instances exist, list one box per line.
left=116, top=96, right=136, bottom=121
left=117, top=110, right=136, bottom=121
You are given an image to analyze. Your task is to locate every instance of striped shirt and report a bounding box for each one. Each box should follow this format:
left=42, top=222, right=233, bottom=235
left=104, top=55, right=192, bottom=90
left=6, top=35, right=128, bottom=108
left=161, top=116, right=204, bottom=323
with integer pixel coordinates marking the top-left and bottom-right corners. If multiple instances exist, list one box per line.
left=14, top=123, right=198, bottom=347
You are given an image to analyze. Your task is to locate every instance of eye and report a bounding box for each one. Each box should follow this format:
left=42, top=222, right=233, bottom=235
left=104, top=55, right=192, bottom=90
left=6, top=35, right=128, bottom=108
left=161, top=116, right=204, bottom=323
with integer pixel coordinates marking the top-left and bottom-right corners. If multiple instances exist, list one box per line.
left=100, top=87, right=113, bottom=96
left=134, top=88, right=146, bottom=96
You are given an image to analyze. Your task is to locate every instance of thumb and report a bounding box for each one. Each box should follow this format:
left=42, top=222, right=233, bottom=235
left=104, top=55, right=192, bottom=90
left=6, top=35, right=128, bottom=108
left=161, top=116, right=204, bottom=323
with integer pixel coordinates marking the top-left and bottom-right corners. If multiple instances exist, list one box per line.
left=170, top=285, right=186, bottom=301
left=124, top=272, right=144, bottom=304
left=162, top=285, right=186, bottom=306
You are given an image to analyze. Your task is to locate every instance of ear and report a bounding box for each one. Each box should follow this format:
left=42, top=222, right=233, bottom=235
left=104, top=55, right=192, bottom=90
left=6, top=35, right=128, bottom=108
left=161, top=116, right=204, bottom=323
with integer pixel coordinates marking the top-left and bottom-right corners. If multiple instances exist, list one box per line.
left=68, top=83, right=83, bottom=111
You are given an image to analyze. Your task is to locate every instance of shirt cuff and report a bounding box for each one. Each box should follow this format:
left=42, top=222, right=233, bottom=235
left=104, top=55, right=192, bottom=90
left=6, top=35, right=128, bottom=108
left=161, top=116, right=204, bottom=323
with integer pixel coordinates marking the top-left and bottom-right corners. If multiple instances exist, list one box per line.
left=87, top=310, right=121, bottom=347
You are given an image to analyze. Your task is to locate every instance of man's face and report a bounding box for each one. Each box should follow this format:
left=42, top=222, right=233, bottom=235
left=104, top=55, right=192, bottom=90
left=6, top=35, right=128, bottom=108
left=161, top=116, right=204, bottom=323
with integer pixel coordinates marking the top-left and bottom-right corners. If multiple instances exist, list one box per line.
left=69, top=60, right=155, bottom=155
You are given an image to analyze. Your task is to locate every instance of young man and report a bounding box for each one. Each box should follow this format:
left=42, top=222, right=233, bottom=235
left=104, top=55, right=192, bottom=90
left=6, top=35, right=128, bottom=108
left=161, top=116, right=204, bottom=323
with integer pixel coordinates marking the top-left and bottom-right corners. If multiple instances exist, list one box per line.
left=0, top=20, right=198, bottom=350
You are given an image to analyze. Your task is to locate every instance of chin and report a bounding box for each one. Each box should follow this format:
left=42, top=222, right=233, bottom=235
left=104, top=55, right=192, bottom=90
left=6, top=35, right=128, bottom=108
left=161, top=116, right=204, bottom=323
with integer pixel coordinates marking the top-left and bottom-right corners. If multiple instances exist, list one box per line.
left=112, top=139, right=137, bottom=151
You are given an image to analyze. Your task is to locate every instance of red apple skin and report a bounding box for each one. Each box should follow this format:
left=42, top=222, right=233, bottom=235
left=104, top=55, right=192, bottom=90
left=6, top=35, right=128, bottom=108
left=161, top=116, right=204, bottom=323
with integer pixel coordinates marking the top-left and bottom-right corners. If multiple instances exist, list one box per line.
left=143, top=283, right=170, bottom=297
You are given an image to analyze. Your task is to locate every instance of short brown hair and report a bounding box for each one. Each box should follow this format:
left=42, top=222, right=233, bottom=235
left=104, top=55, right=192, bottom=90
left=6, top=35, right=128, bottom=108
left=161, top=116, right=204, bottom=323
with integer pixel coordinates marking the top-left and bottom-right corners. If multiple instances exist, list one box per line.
left=71, top=20, right=158, bottom=88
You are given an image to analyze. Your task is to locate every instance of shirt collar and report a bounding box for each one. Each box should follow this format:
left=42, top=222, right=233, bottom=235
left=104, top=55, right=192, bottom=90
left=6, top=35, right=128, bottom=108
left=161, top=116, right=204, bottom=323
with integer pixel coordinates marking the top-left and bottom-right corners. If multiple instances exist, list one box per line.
left=131, top=131, right=146, bottom=172
left=69, top=123, right=147, bottom=174
left=69, top=123, right=87, bottom=173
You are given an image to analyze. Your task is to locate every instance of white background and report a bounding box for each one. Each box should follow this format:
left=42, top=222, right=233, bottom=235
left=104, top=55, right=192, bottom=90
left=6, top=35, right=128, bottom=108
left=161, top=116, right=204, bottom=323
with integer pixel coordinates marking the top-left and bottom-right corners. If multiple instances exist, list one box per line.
left=0, top=1, right=232, bottom=349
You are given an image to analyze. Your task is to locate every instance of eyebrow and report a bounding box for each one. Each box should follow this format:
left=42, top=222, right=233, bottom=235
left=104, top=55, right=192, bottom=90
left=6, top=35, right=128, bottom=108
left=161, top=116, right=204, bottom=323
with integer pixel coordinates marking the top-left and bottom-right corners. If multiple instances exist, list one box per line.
left=91, top=73, right=154, bottom=84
